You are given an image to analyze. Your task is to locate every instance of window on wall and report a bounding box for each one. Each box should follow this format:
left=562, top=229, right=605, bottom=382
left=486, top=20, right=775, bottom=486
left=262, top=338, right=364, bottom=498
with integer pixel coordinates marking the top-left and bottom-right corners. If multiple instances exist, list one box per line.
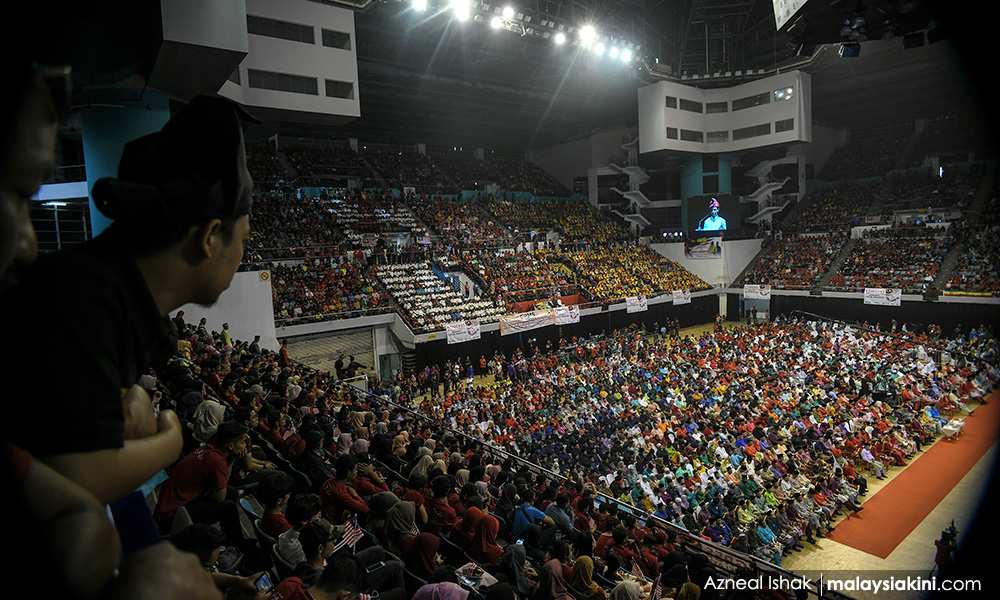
left=666, top=127, right=678, bottom=139
left=665, top=96, right=677, bottom=109
left=228, top=68, right=240, bottom=85
left=248, top=69, right=319, bottom=95
left=247, top=15, right=314, bottom=44
left=680, top=129, right=704, bottom=143
left=707, top=131, right=729, bottom=143
left=775, top=118, right=794, bottom=132
left=325, top=79, right=355, bottom=99
left=706, top=101, right=728, bottom=114
left=732, top=92, right=770, bottom=111
left=733, top=123, right=771, bottom=140
left=322, top=29, right=352, bottom=50
left=679, top=98, right=703, bottom=113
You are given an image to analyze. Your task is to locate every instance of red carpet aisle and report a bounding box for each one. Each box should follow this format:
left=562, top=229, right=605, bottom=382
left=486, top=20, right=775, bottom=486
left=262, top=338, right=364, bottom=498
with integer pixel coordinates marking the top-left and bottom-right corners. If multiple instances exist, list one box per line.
left=826, top=392, right=1000, bottom=558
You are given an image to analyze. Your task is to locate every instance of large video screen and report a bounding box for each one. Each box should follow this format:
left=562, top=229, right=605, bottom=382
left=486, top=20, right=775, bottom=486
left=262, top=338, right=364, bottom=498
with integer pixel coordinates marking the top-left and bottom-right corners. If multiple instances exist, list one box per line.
left=687, top=194, right=739, bottom=233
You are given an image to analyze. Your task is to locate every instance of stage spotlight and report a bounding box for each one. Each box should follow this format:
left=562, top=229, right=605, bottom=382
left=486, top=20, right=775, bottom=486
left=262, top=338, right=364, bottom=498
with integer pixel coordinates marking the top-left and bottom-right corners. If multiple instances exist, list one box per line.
left=502, top=6, right=514, bottom=20
left=621, top=48, right=632, bottom=62
left=491, top=16, right=502, bottom=28
left=554, top=32, right=566, bottom=44
left=594, top=43, right=605, bottom=55
left=580, top=26, right=596, bottom=46
left=609, top=46, right=619, bottom=58
left=451, top=0, right=470, bottom=20
left=413, top=0, right=427, bottom=11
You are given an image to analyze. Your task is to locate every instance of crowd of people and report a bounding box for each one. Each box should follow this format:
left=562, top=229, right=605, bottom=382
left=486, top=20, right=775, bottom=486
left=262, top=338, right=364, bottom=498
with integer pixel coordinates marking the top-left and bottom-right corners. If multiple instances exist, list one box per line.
left=827, top=225, right=951, bottom=293
left=9, top=42, right=1000, bottom=600
left=569, top=246, right=712, bottom=302
left=742, top=234, right=847, bottom=290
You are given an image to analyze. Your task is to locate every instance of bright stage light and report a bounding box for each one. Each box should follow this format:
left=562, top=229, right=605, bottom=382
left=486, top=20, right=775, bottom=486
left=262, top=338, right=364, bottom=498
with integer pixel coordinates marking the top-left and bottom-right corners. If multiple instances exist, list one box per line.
left=502, top=6, right=515, bottom=20
left=609, top=46, right=619, bottom=58
left=491, top=16, right=502, bottom=28
left=621, top=48, right=632, bottom=62
left=413, top=0, right=427, bottom=11
left=451, top=0, right=470, bottom=20
left=594, top=43, right=605, bottom=55
left=554, top=32, right=566, bottom=44
left=580, top=26, right=596, bottom=46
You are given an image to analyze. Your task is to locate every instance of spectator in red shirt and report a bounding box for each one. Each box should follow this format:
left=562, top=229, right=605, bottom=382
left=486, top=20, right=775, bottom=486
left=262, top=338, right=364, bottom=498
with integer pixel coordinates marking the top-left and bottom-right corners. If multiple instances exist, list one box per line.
left=257, top=471, right=296, bottom=539
left=154, top=421, right=249, bottom=544
left=319, top=454, right=369, bottom=523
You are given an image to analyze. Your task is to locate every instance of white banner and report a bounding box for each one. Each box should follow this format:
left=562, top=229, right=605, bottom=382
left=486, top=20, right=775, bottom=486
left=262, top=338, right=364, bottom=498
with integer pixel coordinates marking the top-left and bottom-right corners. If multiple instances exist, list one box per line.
left=446, top=320, right=481, bottom=343
left=743, top=284, right=771, bottom=300
left=626, top=295, right=648, bottom=313
left=554, top=305, right=580, bottom=325
left=683, top=237, right=723, bottom=259
left=499, top=310, right=555, bottom=336
left=864, top=288, right=902, bottom=306
left=672, top=289, right=691, bottom=305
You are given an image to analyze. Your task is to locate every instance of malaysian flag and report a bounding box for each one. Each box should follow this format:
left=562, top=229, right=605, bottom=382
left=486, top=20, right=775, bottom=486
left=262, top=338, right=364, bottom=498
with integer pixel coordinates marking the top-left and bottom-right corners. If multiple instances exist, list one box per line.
left=334, top=514, right=364, bottom=552
left=631, top=559, right=644, bottom=580
left=651, top=576, right=662, bottom=600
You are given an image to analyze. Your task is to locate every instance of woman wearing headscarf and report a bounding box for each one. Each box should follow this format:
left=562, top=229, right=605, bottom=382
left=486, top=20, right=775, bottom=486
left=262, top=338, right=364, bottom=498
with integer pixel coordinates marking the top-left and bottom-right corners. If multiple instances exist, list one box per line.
left=533, top=553, right=573, bottom=600
left=496, top=543, right=531, bottom=598
left=334, top=432, right=353, bottom=456
left=393, top=430, right=410, bottom=457
left=454, top=504, right=484, bottom=546
left=569, top=556, right=607, bottom=600
left=385, top=500, right=419, bottom=555
left=352, top=435, right=371, bottom=455
left=494, top=483, right=518, bottom=527
left=609, top=580, right=643, bottom=600
left=413, top=582, right=470, bottom=600
left=367, top=491, right=400, bottom=538
left=192, top=399, right=227, bottom=443
left=411, top=455, right=435, bottom=479
left=469, top=514, right=504, bottom=566
left=405, top=532, right=444, bottom=580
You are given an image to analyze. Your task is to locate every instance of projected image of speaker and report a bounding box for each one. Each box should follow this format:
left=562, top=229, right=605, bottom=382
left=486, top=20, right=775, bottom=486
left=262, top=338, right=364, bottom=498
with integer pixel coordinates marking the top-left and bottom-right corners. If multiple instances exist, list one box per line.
left=695, top=197, right=728, bottom=232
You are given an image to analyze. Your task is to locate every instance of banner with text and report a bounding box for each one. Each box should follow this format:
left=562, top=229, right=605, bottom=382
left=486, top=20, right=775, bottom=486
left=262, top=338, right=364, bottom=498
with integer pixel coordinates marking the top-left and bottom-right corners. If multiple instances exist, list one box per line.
left=684, top=237, right=723, bottom=259
left=499, top=310, right=554, bottom=336
left=864, top=288, right=902, bottom=306
left=626, top=295, right=648, bottom=313
left=554, top=305, right=580, bottom=324
left=446, top=320, right=481, bottom=344
left=743, top=284, right=772, bottom=300
left=672, top=289, right=691, bottom=305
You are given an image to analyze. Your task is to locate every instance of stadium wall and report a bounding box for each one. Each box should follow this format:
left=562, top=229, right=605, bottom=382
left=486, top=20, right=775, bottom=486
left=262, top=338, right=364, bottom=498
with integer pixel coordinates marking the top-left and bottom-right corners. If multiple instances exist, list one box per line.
left=176, top=270, right=279, bottom=352
left=530, top=127, right=634, bottom=192
left=651, top=239, right=763, bottom=288
left=725, top=290, right=1000, bottom=332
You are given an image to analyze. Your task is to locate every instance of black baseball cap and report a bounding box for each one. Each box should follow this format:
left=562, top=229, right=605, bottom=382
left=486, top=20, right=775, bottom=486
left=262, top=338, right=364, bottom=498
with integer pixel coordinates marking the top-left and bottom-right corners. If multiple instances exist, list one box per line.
left=92, top=95, right=260, bottom=228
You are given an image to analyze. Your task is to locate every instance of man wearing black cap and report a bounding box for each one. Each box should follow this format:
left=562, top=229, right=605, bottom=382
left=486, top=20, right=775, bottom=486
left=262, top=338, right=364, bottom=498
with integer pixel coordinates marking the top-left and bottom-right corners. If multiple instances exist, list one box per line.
left=0, top=95, right=256, bottom=506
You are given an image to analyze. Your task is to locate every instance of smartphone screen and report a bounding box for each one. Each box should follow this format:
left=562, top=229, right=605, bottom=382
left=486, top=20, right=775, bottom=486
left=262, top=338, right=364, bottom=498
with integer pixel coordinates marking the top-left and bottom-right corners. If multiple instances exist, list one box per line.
left=255, top=572, right=273, bottom=594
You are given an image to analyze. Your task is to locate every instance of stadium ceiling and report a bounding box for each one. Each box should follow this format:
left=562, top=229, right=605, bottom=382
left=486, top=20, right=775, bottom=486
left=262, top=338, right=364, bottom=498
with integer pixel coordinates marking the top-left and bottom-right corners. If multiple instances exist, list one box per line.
left=42, top=0, right=993, bottom=152
left=294, top=0, right=992, bottom=150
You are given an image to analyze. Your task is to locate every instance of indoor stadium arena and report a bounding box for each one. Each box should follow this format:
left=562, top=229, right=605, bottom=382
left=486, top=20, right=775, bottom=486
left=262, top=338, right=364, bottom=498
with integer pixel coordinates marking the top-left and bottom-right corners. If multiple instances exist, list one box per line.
left=3, top=1, right=997, bottom=600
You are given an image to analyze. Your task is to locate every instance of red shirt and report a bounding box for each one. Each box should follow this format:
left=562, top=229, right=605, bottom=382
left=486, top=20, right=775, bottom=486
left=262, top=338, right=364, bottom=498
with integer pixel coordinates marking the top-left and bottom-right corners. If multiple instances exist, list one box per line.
left=261, top=512, right=293, bottom=539
left=319, top=478, right=369, bottom=523
left=429, top=497, right=459, bottom=530
left=156, top=445, right=228, bottom=521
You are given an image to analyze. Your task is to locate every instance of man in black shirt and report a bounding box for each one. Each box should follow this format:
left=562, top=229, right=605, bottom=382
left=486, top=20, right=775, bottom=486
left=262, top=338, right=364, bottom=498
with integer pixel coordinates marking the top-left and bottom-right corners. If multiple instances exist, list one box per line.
left=1, top=96, right=257, bottom=505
